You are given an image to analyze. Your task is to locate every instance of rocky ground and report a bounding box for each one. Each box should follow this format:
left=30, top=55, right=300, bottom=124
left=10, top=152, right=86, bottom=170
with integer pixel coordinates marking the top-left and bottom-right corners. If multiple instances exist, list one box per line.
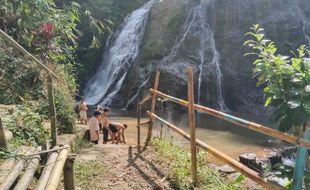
left=74, top=144, right=174, bottom=190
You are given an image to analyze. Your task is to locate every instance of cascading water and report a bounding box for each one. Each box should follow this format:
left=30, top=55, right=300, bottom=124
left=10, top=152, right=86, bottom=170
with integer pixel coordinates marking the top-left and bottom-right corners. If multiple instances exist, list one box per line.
left=84, top=0, right=156, bottom=105
left=295, top=1, right=310, bottom=46
left=122, top=74, right=151, bottom=110
left=161, top=0, right=228, bottom=111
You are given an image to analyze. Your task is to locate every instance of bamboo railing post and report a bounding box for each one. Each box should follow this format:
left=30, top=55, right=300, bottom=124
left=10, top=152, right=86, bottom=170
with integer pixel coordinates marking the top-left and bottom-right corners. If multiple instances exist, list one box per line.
left=187, top=67, right=198, bottom=186
left=48, top=74, right=57, bottom=147
left=292, top=123, right=310, bottom=190
left=137, top=104, right=141, bottom=147
left=0, top=117, right=7, bottom=149
left=160, top=101, right=164, bottom=139
left=146, top=71, right=160, bottom=145
left=64, top=155, right=76, bottom=190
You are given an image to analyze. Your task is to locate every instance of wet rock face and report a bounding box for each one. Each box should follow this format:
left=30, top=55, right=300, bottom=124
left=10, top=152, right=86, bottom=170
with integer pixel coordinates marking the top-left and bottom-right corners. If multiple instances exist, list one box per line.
left=114, top=0, right=310, bottom=117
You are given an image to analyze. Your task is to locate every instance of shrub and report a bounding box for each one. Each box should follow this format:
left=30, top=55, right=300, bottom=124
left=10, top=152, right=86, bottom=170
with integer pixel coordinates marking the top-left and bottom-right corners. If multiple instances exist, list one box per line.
left=3, top=105, right=48, bottom=147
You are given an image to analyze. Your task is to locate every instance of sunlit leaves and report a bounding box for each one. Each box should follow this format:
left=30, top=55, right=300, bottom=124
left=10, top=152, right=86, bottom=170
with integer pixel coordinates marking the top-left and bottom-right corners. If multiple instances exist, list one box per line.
left=245, top=24, right=310, bottom=132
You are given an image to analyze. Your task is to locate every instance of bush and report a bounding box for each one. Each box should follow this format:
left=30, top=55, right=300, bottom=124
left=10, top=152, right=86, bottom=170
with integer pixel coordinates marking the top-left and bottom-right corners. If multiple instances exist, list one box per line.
left=3, top=105, right=48, bottom=147
left=151, top=138, right=244, bottom=190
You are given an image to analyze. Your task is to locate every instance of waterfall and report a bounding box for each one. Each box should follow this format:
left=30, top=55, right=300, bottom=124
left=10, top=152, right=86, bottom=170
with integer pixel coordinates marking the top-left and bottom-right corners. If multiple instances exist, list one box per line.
left=161, top=0, right=228, bottom=111
left=84, top=0, right=156, bottom=105
left=122, top=74, right=151, bottom=110
left=295, top=1, right=310, bottom=46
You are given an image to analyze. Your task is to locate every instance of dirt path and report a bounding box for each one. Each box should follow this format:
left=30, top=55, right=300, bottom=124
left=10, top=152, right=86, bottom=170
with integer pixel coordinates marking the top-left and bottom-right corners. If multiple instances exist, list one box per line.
left=75, top=144, right=173, bottom=190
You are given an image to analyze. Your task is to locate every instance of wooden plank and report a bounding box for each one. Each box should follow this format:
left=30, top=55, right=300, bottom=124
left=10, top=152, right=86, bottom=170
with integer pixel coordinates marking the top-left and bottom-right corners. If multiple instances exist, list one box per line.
left=35, top=151, right=59, bottom=190
left=45, top=148, right=69, bottom=190
left=292, top=124, right=310, bottom=190
left=0, top=30, right=61, bottom=80
left=147, top=111, right=284, bottom=190
left=149, top=89, right=310, bottom=149
left=146, top=71, right=160, bottom=145
left=13, top=155, right=40, bottom=190
left=187, top=67, right=198, bottom=186
left=47, top=74, right=57, bottom=147
left=64, top=155, right=76, bottom=190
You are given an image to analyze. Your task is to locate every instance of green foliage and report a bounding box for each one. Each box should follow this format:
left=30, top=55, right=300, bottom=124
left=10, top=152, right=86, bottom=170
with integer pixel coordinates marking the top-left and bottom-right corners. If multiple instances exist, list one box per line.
left=2, top=105, right=48, bottom=147
left=245, top=24, right=310, bottom=132
left=151, top=138, right=245, bottom=190
left=0, top=38, right=44, bottom=104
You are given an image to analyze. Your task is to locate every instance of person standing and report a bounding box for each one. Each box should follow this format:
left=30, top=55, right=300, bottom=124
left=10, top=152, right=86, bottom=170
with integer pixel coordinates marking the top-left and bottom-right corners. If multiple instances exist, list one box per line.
left=79, top=97, right=88, bottom=125
left=100, top=108, right=110, bottom=144
left=88, top=111, right=101, bottom=144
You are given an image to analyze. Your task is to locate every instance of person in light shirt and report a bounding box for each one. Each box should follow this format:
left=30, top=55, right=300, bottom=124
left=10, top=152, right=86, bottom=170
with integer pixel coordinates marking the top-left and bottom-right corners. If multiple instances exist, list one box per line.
left=79, top=97, right=88, bottom=125
left=88, top=111, right=101, bottom=144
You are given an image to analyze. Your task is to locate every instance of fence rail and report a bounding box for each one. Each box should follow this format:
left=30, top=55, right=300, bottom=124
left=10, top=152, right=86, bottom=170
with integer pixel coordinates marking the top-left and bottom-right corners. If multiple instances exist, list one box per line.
left=137, top=68, right=310, bottom=190
left=149, top=88, right=310, bottom=149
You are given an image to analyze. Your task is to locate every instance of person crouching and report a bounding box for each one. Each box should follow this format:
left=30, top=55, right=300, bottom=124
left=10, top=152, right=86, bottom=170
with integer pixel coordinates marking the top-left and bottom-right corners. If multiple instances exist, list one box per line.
left=109, top=123, right=128, bottom=144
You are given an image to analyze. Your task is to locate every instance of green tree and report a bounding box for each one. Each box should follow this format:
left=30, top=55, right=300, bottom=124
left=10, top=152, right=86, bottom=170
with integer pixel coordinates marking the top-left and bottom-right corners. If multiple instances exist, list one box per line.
left=244, top=24, right=310, bottom=134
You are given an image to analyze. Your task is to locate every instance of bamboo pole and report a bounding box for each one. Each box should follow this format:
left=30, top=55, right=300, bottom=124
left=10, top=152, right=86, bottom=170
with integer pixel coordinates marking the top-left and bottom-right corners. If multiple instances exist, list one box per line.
left=137, top=104, right=141, bottom=147
left=138, top=95, right=151, bottom=105
left=146, top=71, right=160, bottom=145
left=45, top=148, right=69, bottom=190
left=13, top=156, right=40, bottom=190
left=160, top=101, right=164, bottom=139
left=0, top=30, right=60, bottom=80
left=147, top=111, right=284, bottom=190
left=64, top=155, right=76, bottom=190
left=48, top=74, right=57, bottom=147
left=0, top=117, right=7, bottom=149
left=187, top=67, right=198, bottom=186
left=0, top=160, right=25, bottom=190
left=0, top=148, right=33, bottom=190
left=28, top=145, right=70, bottom=158
left=292, top=124, right=310, bottom=190
left=149, top=89, right=310, bottom=149
left=35, top=151, right=59, bottom=190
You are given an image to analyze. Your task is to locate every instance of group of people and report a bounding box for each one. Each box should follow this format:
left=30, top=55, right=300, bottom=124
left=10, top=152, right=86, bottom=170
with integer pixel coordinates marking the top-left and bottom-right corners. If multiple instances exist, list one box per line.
left=79, top=98, right=128, bottom=144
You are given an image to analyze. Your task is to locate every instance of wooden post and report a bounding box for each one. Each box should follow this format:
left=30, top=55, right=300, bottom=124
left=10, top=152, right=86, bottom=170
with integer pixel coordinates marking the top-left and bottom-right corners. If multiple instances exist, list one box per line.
left=187, top=67, right=198, bottom=186
left=146, top=71, right=160, bottom=145
left=0, top=117, right=7, bottom=149
left=292, top=123, right=310, bottom=190
left=0, top=160, right=25, bottom=190
left=160, top=101, right=164, bottom=139
left=137, top=104, right=141, bottom=147
left=64, top=155, right=76, bottom=190
left=48, top=74, right=57, bottom=147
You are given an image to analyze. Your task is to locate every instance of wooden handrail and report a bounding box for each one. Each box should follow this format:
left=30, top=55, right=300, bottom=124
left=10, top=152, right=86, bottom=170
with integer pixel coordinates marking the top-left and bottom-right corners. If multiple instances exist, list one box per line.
left=149, top=88, right=310, bottom=149
left=147, top=111, right=284, bottom=190
left=0, top=30, right=61, bottom=81
left=138, top=95, right=151, bottom=105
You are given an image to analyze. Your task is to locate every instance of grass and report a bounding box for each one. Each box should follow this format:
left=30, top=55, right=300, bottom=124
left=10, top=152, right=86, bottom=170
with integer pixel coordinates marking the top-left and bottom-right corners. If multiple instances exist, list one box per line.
left=72, top=135, right=93, bottom=153
left=151, top=138, right=245, bottom=190
left=74, top=160, right=108, bottom=189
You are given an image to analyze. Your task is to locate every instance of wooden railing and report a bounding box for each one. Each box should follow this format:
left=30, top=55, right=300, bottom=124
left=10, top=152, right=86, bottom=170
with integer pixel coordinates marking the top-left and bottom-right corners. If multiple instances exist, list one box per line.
left=137, top=67, right=310, bottom=190
left=0, top=29, right=60, bottom=147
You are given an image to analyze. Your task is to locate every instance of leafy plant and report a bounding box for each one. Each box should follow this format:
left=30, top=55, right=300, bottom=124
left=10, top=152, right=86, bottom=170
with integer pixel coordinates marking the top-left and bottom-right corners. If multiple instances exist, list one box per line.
left=2, top=105, right=48, bottom=147
left=151, top=138, right=245, bottom=190
left=244, top=24, right=310, bottom=132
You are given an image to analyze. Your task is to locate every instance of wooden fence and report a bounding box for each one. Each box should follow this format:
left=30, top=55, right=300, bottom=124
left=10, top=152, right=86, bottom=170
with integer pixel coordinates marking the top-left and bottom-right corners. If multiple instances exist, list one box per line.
left=137, top=67, right=310, bottom=190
